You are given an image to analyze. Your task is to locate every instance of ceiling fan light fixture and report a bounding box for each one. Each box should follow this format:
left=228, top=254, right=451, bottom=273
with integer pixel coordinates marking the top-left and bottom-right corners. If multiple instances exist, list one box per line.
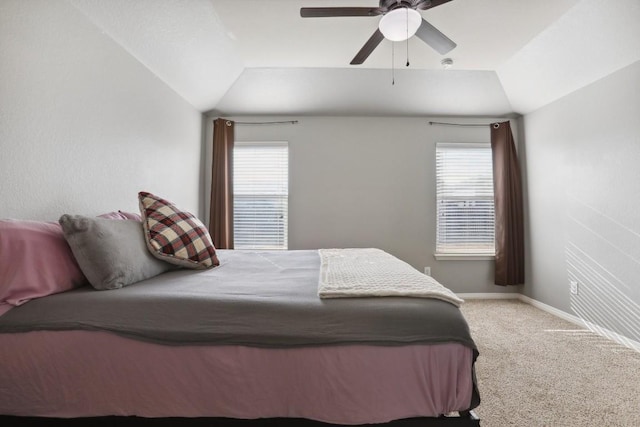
left=378, top=8, right=422, bottom=42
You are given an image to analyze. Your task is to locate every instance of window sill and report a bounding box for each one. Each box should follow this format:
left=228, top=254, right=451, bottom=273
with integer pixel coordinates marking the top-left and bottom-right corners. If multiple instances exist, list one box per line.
left=434, top=253, right=495, bottom=261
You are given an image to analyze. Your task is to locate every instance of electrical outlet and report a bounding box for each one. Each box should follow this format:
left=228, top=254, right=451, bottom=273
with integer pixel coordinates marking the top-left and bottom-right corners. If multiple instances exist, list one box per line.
left=570, top=280, right=579, bottom=295
left=424, top=267, right=431, bottom=276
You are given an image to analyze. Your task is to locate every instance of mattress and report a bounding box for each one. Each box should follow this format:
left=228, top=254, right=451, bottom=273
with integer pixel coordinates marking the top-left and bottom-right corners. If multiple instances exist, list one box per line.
left=0, top=250, right=476, bottom=349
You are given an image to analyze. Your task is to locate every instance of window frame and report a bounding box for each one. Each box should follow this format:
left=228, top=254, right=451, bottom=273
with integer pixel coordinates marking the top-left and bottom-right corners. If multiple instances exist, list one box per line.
left=434, top=142, right=495, bottom=261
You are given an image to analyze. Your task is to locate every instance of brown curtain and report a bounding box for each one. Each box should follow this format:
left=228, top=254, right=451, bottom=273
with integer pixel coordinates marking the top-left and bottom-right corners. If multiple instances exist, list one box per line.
left=209, top=118, right=234, bottom=249
left=490, top=121, right=524, bottom=285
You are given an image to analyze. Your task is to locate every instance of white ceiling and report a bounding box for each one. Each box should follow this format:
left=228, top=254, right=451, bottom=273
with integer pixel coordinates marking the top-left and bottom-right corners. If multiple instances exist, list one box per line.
left=69, top=0, right=244, bottom=111
left=213, top=0, right=578, bottom=71
left=69, top=0, right=640, bottom=116
left=215, top=68, right=512, bottom=117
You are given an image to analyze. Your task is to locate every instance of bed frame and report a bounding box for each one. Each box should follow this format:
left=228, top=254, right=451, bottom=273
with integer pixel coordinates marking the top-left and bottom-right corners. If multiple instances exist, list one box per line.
left=0, top=412, right=480, bottom=426
left=1, top=250, right=481, bottom=426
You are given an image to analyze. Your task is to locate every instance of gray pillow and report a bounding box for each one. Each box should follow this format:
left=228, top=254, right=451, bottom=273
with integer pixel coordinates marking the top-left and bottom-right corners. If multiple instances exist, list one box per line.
left=59, top=215, right=174, bottom=290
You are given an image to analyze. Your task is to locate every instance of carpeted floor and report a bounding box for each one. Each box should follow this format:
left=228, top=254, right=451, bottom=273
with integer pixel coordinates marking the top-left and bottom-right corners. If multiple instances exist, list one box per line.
left=460, top=300, right=640, bottom=427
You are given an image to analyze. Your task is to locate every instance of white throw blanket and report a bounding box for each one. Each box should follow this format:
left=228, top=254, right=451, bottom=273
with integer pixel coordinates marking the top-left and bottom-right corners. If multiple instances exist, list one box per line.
left=318, top=248, right=464, bottom=307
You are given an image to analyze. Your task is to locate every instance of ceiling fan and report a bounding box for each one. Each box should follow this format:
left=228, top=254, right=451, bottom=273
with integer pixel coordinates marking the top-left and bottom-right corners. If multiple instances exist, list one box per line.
left=300, top=0, right=456, bottom=65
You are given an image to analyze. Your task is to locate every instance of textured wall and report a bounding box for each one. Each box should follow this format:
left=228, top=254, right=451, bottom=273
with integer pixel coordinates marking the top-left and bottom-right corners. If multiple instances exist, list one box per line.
left=0, top=0, right=202, bottom=221
left=204, top=116, right=520, bottom=294
left=522, top=60, right=640, bottom=341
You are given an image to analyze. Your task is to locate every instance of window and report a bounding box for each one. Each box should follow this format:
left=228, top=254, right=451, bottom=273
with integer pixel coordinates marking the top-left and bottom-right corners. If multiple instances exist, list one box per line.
left=233, top=142, right=288, bottom=250
left=435, top=143, right=495, bottom=258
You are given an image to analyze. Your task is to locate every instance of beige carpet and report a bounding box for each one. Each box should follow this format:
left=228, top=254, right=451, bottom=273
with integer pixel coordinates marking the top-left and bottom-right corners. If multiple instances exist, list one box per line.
left=460, top=299, right=640, bottom=427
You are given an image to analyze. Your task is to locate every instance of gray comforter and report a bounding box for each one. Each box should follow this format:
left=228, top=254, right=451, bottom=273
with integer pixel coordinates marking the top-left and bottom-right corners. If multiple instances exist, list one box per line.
left=0, top=250, right=477, bottom=350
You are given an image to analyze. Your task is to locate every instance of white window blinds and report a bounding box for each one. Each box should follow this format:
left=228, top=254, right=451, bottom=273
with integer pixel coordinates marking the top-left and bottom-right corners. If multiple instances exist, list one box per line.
left=436, top=143, right=495, bottom=255
left=233, top=142, right=288, bottom=250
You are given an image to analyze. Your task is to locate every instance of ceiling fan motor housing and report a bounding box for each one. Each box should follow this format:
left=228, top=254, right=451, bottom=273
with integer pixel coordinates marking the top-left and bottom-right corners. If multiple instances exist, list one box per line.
left=380, top=0, right=432, bottom=11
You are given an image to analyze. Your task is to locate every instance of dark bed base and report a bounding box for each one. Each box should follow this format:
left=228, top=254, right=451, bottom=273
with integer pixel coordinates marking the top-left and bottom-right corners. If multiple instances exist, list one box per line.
left=0, top=413, right=480, bottom=427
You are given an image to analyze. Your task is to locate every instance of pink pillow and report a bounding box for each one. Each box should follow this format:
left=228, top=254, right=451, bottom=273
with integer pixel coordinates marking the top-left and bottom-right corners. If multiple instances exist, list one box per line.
left=98, top=211, right=142, bottom=221
left=0, top=220, right=87, bottom=316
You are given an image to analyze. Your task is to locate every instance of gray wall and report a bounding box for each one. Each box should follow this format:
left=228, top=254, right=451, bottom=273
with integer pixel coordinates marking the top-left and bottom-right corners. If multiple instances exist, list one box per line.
left=0, top=0, right=203, bottom=221
left=206, top=116, right=520, bottom=294
left=521, top=60, right=640, bottom=341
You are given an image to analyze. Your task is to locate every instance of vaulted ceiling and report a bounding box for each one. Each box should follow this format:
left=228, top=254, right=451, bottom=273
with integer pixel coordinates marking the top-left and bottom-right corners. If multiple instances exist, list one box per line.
left=69, top=0, right=640, bottom=116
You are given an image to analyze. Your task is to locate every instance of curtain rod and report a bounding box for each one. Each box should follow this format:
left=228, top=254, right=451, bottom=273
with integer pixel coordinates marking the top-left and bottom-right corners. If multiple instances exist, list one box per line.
left=428, top=121, right=502, bottom=128
left=229, top=120, right=299, bottom=126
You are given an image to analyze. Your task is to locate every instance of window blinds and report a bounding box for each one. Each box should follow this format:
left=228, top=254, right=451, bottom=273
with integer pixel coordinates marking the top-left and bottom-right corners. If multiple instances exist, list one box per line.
left=233, top=142, right=288, bottom=250
left=435, top=143, right=495, bottom=254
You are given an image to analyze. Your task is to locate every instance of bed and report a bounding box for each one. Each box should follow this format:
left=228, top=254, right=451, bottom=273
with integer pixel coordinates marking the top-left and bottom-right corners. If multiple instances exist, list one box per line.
left=0, top=195, right=480, bottom=426
left=0, top=248, right=480, bottom=426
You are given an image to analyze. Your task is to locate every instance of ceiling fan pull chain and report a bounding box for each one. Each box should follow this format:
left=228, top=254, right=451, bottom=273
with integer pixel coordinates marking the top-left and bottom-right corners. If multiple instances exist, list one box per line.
left=406, top=8, right=410, bottom=67
left=392, top=42, right=395, bottom=85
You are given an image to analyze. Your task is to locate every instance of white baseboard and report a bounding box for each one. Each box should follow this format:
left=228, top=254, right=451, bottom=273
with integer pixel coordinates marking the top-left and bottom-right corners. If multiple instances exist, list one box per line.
left=518, top=294, right=640, bottom=353
left=457, top=293, right=520, bottom=300
left=579, top=320, right=640, bottom=353
left=459, top=293, right=640, bottom=353
left=517, top=294, right=582, bottom=324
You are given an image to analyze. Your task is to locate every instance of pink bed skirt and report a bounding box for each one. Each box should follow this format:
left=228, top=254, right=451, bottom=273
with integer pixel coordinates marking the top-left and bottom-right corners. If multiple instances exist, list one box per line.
left=0, top=331, right=474, bottom=425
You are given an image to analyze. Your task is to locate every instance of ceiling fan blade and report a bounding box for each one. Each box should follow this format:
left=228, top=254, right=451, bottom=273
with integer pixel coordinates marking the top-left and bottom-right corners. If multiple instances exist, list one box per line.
left=415, top=19, right=456, bottom=54
left=350, top=29, right=385, bottom=65
left=416, top=0, right=453, bottom=11
left=300, top=7, right=383, bottom=18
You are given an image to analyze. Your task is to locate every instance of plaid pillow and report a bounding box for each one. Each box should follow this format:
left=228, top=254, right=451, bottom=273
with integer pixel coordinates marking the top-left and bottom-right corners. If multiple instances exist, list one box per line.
left=138, top=192, right=219, bottom=269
